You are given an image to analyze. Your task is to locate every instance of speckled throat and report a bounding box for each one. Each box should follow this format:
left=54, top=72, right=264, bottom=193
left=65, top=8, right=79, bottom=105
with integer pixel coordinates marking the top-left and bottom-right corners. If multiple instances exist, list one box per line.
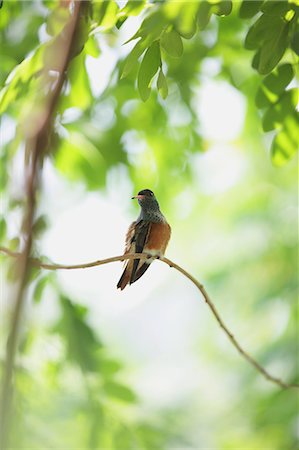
left=137, top=205, right=166, bottom=223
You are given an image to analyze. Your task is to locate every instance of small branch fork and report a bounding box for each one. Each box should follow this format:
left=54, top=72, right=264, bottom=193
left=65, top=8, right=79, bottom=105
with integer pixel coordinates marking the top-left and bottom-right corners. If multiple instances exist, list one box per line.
left=1, top=246, right=298, bottom=390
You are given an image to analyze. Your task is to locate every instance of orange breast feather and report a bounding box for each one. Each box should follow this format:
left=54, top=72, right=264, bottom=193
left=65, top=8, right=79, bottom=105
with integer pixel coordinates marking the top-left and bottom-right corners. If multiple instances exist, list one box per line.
left=144, top=222, right=171, bottom=255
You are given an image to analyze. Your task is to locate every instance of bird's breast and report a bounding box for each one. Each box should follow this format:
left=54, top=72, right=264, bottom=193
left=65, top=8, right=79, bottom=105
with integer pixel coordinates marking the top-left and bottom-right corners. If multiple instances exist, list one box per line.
left=144, top=221, right=171, bottom=255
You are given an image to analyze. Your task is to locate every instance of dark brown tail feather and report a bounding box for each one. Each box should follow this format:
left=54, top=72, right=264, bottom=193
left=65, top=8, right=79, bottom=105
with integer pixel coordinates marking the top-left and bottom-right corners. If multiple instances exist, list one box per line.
left=130, top=262, right=151, bottom=284
left=129, top=257, right=140, bottom=284
left=117, top=260, right=151, bottom=290
left=117, top=260, right=133, bottom=290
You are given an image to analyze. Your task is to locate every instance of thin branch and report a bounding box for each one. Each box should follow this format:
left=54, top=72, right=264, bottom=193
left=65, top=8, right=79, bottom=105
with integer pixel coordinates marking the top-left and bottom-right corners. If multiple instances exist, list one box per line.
left=1, top=246, right=298, bottom=390
left=0, top=3, right=84, bottom=448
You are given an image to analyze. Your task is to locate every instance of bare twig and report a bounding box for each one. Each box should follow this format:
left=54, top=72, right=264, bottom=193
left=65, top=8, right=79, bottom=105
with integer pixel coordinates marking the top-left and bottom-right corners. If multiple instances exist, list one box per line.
left=0, top=3, right=84, bottom=448
left=1, top=246, right=298, bottom=390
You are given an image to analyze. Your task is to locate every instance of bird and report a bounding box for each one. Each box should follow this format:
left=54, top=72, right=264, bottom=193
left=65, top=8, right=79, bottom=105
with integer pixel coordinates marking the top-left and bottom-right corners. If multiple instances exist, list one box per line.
left=117, top=189, right=171, bottom=290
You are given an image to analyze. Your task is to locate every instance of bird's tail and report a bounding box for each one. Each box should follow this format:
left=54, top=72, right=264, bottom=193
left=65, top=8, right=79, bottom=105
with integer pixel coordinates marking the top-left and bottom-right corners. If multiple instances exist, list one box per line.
left=117, top=261, right=132, bottom=290
left=117, top=259, right=151, bottom=290
left=130, top=262, right=151, bottom=284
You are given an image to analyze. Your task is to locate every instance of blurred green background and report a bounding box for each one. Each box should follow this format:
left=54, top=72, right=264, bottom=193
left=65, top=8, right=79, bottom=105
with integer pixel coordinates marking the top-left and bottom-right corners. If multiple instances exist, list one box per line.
left=0, top=1, right=298, bottom=449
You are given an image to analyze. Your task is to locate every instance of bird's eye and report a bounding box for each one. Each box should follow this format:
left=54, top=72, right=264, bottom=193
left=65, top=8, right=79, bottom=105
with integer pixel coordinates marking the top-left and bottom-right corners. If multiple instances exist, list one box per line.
left=150, top=192, right=153, bottom=196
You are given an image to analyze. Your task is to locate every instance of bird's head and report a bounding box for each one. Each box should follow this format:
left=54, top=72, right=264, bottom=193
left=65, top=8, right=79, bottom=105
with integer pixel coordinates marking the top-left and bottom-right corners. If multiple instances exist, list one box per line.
left=132, top=189, right=160, bottom=211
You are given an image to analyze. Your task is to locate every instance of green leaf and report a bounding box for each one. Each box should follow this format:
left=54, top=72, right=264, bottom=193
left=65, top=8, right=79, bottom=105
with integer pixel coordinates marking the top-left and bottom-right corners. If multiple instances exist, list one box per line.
left=160, top=29, right=183, bottom=57
left=92, top=1, right=110, bottom=25
left=213, top=1, right=232, bottom=17
left=197, top=1, right=212, bottom=30
left=60, top=52, right=92, bottom=112
left=119, top=0, right=145, bottom=18
left=26, top=265, right=40, bottom=284
left=262, top=88, right=298, bottom=131
left=271, top=114, right=299, bottom=166
left=255, top=64, right=294, bottom=108
left=157, top=68, right=168, bottom=99
left=100, top=359, right=123, bottom=377
left=261, top=1, right=292, bottom=16
left=116, top=16, right=127, bottom=30
left=255, top=85, right=277, bottom=109
left=85, top=35, right=100, bottom=58
left=263, top=63, right=294, bottom=95
left=0, top=154, right=9, bottom=191
left=99, top=0, right=119, bottom=30
left=8, top=237, right=19, bottom=251
left=138, top=41, right=161, bottom=102
left=124, top=11, right=165, bottom=44
left=33, top=275, right=50, bottom=304
left=174, top=2, right=198, bottom=39
left=0, top=217, right=6, bottom=243
left=32, top=215, right=48, bottom=237
left=245, top=13, right=277, bottom=50
left=137, top=11, right=165, bottom=39
left=245, top=10, right=290, bottom=74
left=0, top=46, right=43, bottom=115
left=239, top=1, right=264, bottom=19
left=104, top=381, right=137, bottom=403
left=258, top=19, right=289, bottom=74
left=121, top=39, right=147, bottom=79
left=251, top=49, right=261, bottom=70
left=291, top=31, right=299, bottom=55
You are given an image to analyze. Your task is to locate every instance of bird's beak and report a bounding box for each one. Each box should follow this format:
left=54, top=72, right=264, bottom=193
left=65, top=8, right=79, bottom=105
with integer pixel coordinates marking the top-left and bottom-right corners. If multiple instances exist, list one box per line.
left=131, top=195, right=143, bottom=200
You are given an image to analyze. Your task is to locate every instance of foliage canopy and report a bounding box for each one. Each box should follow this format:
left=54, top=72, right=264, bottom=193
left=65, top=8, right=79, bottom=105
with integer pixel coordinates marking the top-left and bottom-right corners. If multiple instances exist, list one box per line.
left=0, top=1, right=298, bottom=449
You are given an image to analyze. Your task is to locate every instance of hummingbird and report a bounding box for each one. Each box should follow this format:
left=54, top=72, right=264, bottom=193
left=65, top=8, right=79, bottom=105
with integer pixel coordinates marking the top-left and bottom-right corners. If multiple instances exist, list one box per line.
left=117, top=189, right=171, bottom=290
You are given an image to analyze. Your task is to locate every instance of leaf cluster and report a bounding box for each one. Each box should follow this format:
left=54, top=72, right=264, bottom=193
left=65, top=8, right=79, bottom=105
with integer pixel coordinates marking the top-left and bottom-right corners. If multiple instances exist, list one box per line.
left=255, top=63, right=298, bottom=165
left=244, top=0, right=298, bottom=74
left=121, top=1, right=233, bottom=101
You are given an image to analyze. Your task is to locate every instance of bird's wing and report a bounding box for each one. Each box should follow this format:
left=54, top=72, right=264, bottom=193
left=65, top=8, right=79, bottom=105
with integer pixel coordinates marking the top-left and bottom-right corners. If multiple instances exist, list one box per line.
left=117, top=220, right=151, bottom=290
left=123, top=221, right=136, bottom=255
left=129, top=220, right=151, bottom=283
